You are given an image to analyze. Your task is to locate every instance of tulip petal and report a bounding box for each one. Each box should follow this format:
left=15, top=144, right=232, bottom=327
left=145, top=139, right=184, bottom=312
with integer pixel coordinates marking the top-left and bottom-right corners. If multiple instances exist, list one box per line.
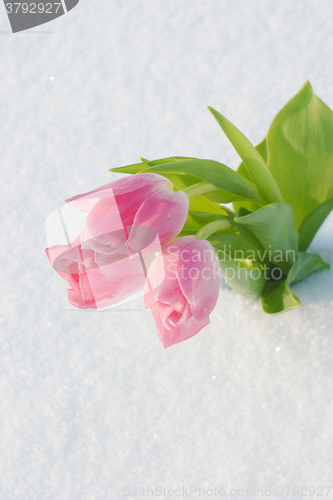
left=98, top=252, right=153, bottom=283
left=84, top=197, right=125, bottom=238
left=157, top=288, right=179, bottom=306
left=133, top=190, right=189, bottom=246
left=66, top=272, right=81, bottom=293
left=177, top=239, right=221, bottom=321
left=151, top=303, right=210, bottom=348
left=158, top=302, right=175, bottom=317
left=177, top=301, right=193, bottom=325
left=165, top=310, right=183, bottom=327
left=66, top=174, right=172, bottom=212
left=143, top=251, right=172, bottom=307
left=105, top=273, right=145, bottom=306
left=144, top=235, right=197, bottom=305
left=67, top=287, right=96, bottom=309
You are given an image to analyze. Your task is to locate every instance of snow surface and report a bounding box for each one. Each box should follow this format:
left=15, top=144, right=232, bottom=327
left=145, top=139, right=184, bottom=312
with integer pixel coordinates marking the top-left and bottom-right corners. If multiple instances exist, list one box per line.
left=1, top=1, right=333, bottom=498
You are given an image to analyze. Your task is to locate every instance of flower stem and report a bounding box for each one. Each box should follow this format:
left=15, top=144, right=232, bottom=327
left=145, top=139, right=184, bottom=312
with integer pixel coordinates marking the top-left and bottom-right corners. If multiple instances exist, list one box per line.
left=183, top=182, right=224, bottom=199
left=196, top=219, right=233, bottom=240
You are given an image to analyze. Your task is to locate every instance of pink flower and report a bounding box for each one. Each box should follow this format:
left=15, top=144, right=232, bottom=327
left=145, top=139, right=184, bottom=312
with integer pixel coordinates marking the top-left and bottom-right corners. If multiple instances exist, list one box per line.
left=144, top=236, right=221, bottom=348
left=66, top=173, right=189, bottom=253
left=46, top=173, right=189, bottom=309
left=46, top=239, right=154, bottom=309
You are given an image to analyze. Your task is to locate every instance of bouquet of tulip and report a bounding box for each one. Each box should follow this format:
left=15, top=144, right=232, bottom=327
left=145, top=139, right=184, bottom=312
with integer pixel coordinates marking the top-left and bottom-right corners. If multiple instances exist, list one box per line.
left=46, top=82, right=333, bottom=348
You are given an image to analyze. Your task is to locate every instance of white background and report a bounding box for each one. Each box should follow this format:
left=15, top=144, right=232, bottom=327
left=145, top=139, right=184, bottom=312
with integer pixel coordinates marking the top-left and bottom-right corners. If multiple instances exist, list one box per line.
left=0, top=1, right=333, bottom=498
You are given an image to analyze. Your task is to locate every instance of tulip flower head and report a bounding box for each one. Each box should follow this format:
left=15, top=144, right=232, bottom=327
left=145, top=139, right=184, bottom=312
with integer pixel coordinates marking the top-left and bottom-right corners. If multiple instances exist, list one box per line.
left=144, top=236, right=221, bottom=348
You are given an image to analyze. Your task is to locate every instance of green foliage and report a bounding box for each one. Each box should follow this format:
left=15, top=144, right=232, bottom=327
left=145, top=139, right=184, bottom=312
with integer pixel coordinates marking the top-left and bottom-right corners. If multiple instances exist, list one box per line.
left=261, top=251, right=330, bottom=314
left=298, top=198, right=333, bottom=251
left=233, top=138, right=267, bottom=213
left=234, top=203, right=298, bottom=274
left=288, top=252, right=330, bottom=284
left=261, top=278, right=300, bottom=314
left=208, top=231, right=264, bottom=261
left=182, top=211, right=230, bottom=235
left=208, top=107, right=283, bottom=204
left=267, top=81, right=333, bottom=229
left=216, top=251, right=267, bottom=300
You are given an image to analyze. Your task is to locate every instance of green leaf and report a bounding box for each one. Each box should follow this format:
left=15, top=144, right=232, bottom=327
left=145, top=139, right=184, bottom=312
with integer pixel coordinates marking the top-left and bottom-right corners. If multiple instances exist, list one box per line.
left=142, top=159, right=264, bottom=204
left=208, top=106, right=283, bottom=204
left=141, top=156, right=195, bottom=166
left=261, top=278, right=300, bottom=314
left=267, top=81, right=333, bottom=229
left=234, top=203, right=298, bottom=274
left=216, top=250, right=267, bottom=300
left=298, top=197, right=333, bottom=251
left=196, top=189, right=256, bottom=204
left=208, top=231, right=265, bottom=261
left=233, top=138, right=267, bottom=213
left=182, top=211, right=230, bottom=234
left=232, top=207, right=267, bottom=250
left=109, top=156, right=195, bottom=174
left=188, top=210, right=230, bottom=221
left=253, top=136, right=268, bottom=164
left=144, top=173, right=244, bottom=204
left=288, top=251, right=330, bottom=284
left=188, top=196, right=227, bottom=214
left=261, top=251, right=330, bottom=314
left=154, top=172, right=203, bottom=191
left=177, top=230, right=196, bottom=237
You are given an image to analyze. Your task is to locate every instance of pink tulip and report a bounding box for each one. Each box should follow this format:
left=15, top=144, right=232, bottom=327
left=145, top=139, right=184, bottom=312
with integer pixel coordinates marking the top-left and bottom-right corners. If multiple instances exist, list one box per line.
left=46, top=237, right=154, bottom=309
left=66, top=173, right=189, bottom=253
left=46, top=173, right=189, bottom=309
left=144, top=236, right=221, bottom=348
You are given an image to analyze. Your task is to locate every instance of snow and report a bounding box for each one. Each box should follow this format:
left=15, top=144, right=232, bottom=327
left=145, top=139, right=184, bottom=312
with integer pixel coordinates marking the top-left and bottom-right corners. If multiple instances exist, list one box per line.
left=1, top=1, right=333, bottom=498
